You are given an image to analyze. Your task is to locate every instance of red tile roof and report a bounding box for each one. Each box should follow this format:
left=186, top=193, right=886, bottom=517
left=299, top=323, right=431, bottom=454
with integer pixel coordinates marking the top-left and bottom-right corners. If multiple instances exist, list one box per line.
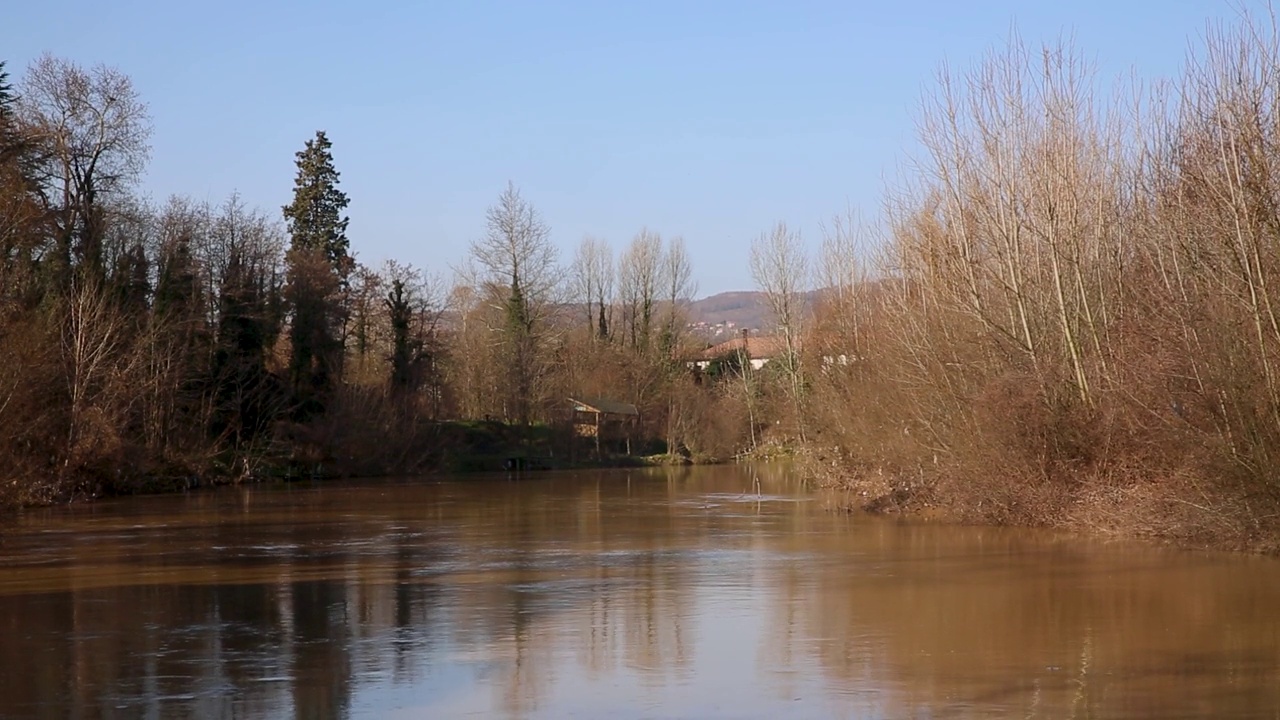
left=699, top=335, right=796, bottom=360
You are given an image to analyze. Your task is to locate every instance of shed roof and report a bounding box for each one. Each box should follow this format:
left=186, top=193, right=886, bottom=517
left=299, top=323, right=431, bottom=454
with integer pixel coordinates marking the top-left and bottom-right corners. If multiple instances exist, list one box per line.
left=570, top=396, right=640, bottom=416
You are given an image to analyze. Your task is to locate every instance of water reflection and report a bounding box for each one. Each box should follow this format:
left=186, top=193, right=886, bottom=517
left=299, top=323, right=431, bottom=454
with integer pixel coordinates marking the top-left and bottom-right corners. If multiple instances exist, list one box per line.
left=0, top=465, right=1279, bottom=718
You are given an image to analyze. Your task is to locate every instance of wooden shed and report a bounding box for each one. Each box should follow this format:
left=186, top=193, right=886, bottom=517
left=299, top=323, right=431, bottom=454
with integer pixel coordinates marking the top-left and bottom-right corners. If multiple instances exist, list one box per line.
left=569, top=396, right=640, bottom=455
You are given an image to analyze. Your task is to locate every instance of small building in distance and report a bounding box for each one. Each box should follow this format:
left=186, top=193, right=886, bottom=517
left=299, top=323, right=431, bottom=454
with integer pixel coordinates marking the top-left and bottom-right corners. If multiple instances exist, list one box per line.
left=689, top=330, right=793, bottom=372
left=569, top=396, right=640, bottom=455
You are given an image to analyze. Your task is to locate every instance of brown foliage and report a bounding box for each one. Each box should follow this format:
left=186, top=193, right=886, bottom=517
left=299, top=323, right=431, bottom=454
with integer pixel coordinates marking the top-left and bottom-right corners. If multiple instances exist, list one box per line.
left=804, top=18, right=1280, bottom=550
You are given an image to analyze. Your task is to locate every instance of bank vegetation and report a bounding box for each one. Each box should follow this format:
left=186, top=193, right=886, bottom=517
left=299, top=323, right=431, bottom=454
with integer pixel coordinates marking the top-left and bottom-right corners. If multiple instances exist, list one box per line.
left=794, top=12, right=1280, bottom=552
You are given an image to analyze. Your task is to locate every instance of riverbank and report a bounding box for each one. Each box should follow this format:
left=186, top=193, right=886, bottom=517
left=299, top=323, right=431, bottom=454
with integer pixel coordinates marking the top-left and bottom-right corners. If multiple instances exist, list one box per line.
left=797, top=446, right=1280, bottom=555
left=0, top=418, right=723, bottom=511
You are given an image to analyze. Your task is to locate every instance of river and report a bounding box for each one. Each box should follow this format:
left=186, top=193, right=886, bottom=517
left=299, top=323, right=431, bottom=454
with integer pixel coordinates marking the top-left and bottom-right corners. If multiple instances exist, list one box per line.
left=1, top=464, right=1279, bottom=718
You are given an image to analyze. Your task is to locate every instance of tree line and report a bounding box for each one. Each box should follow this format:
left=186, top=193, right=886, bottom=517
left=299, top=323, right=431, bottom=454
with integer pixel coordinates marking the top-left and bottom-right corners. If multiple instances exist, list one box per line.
left=0, top=54, right=794, bottom=507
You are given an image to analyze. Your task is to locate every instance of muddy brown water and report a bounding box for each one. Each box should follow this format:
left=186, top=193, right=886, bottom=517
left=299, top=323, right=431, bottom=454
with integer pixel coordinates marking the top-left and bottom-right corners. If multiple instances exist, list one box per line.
left=1, top=464, right=1279, bottom=719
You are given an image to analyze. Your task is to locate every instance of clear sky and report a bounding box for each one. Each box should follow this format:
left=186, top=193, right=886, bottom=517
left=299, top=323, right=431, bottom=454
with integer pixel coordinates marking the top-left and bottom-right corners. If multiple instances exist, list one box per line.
left=2, top=0, right=1240, bottom=295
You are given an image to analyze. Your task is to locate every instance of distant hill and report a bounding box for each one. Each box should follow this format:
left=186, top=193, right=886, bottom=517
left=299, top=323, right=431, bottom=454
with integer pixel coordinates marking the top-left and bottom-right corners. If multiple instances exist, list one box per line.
left=683, top=290, right=822, bottom=342
left=445, top=287, right=831, bottom=343
left=685, top=291, right=772, bottom=330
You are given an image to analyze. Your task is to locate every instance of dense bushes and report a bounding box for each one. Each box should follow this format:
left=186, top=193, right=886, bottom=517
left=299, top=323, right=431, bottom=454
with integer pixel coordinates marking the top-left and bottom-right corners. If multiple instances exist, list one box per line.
left=802, top=15, right=1280, bottom=550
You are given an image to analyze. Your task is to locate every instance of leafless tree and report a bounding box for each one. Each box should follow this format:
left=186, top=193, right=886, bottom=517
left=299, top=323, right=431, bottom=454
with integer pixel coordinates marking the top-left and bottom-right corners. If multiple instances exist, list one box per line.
left=19, top=54, right=150, bottom=280
left=663, top=235, right=696, bottom=349
left=618, top=228, right=664, bottom=351
left=816, top=209, right=873, bottom=360
left=468, top=182, right=558, bottom=424
left=444, top=276, right=502, bottom=420
left=347, top=263, right=384, bottom=383
left=60, top=275, right=142, bottom=479
left=571, top=235, right=614, bottom=340
left=751, top=221, right=810, bottom=440
left=208, top=195, right=284, bottom=301
left=470, top=183, right=557, bottom=312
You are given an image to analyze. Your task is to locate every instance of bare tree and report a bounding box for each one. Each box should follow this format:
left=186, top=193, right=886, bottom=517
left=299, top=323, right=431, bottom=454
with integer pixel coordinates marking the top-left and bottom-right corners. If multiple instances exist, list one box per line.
left=348, top=263, right=384, bottom=383
left=662, top=235, right=696, bottom=350
left=468, top=182, right=558, bottom=425
left=751, top=221, right=810, bottom=440
left=817, top=209, right=872, bottom=360
left=593, top=239, right=615, bottom=341
left=617, top=228, right=664, bottom=351
left=571, top=235, right=614, bottom=341
left=444, top=275, right=504, bottom=421
left=60, top=275, right=142, bottom=479
left=19, top=54, right=150, bottom=281
left=660, top=235, right=696, bottom=453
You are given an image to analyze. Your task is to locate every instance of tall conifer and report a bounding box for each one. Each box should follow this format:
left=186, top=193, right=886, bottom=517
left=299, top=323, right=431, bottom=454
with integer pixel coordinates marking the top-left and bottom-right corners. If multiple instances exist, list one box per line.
left=283, top=131, right=350, bottom=410
left=282, top=131, right=351, bottom=282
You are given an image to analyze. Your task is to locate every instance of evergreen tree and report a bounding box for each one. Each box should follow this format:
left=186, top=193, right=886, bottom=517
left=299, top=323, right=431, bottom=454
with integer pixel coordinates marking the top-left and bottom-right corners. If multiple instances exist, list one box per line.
left=385, top=278, right=416, bottom=395
left=213, top=247, right=273, bottom=445
left=0, top=60, right=39, bottom=178
left=0, top=60, right=42, bottom=221
left=0, top=60, right=44, bottom=298
left=152, top=234, right=210, bottom=442
left=282, top=130, right=352, bottom=282
left=154, top=236, right=201, bottom=320
left=217, top=250, right=265, bottom=368
left=262, top=265, right=286, bottom=351
left=113, top=241, right=151, bottom=318
left=0, top=61, right=14, bottom=127
left=285, top=247, right=340, bottom=415
left=154, top=235, right=210, bottom=373
left=283, top=131, right=350, bottom=410
left=505, top=271, right=534, bottom=425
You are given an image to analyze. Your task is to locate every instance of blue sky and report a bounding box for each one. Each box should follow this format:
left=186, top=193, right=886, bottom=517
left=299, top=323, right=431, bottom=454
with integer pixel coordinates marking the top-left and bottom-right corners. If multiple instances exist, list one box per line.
left=2, top=0, right=1239, bottom=295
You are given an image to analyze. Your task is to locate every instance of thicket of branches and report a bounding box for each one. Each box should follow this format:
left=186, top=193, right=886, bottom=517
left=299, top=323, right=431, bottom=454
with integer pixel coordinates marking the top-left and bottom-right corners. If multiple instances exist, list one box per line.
left=797, top=13, right=1280, bottom=550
